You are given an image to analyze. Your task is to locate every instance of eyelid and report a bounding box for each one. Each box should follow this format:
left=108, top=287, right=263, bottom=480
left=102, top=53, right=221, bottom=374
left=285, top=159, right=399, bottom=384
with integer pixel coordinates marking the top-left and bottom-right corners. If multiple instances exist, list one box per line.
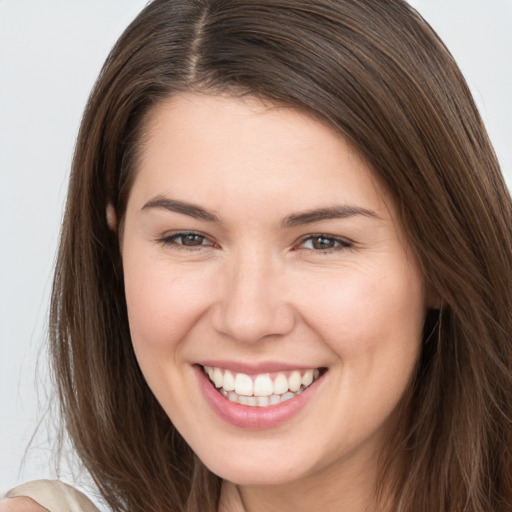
left=157, top=230, right=217, bottom=249
left=156, top=230, right=353, bottom=253
left=295, top=233, right=354, bottom=252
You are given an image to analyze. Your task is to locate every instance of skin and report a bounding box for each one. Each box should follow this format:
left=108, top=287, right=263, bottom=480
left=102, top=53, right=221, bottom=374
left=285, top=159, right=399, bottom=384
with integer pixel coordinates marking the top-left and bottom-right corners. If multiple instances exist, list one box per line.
left=121, top=92, right=428, bottom=512
left=0, top=498, right=46, bottom=512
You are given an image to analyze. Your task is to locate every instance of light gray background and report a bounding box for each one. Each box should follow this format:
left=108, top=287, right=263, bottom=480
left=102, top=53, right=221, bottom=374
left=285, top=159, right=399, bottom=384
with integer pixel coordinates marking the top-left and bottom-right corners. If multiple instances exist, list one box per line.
left=1, top=0, right=511, bottom=498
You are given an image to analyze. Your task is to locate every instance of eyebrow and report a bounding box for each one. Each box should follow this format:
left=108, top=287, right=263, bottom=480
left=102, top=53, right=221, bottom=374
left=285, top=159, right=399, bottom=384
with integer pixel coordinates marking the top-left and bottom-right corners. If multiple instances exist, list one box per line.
left=281, top=205, right=379, bottom=228
left=142, top=196, right=221, bottom=223
left=142, top=195, right=379, bottom=227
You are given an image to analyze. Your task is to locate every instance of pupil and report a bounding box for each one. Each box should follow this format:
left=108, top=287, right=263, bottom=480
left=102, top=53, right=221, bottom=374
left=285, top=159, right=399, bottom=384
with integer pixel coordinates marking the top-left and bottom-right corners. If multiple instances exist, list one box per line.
left=313, top=236, right=333, bottom=250
left=183, top=234, right=203, bottom=246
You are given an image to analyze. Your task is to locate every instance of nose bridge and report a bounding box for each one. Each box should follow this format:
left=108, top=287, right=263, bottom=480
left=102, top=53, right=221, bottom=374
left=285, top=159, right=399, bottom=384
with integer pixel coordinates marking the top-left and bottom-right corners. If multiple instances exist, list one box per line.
left=213, top=246, right=294, bottom=343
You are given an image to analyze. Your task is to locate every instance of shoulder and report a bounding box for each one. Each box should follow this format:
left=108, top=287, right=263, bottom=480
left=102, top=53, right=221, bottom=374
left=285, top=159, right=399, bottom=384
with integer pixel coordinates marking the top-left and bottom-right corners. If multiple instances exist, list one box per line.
left=0, top=496, right=47, bottom=512
left=1, top=481, right=99, bottom=512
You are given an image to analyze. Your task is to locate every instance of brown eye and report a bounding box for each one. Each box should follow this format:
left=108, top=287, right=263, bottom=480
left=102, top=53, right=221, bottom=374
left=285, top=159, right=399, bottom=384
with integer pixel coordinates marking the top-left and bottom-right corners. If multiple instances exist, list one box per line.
left=311, top=236, right=336, bottom=250
left=180, top=234, right=206, bottom=246
left=300, top=234, right=352, bottom=251
left=159, top=232, right=212, bottom=249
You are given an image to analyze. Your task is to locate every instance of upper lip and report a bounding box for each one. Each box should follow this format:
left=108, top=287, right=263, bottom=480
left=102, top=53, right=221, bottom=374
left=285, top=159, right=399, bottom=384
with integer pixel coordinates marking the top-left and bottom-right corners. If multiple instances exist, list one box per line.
left=196, top=360, right=323, bottom=375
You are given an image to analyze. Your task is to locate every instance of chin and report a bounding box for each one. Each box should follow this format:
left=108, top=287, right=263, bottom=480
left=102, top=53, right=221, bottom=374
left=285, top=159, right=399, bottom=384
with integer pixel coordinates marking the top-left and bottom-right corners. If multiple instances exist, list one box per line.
left=194, top=440, right=320, bottom=487
left=207, top=459, right=306, bottom=487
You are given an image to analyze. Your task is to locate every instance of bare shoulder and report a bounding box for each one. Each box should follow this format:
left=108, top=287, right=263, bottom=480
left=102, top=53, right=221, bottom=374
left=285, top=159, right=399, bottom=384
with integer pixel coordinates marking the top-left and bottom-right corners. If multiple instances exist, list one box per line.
left=0, top=497, right=48, bottom=512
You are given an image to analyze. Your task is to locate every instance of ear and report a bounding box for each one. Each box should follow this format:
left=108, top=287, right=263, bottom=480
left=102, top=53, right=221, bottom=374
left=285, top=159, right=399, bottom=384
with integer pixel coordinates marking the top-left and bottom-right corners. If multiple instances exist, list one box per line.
left=106, top=203, right=117, bottom=231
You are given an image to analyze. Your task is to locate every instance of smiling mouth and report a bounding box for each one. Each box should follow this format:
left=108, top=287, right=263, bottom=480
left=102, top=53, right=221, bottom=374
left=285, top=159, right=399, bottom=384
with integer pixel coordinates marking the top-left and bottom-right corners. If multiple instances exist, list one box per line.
left=202, top=365, right=324, bottom=407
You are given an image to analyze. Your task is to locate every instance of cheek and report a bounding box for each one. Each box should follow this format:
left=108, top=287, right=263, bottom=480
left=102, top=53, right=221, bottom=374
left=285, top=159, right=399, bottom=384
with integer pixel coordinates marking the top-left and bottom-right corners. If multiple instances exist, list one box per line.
left=123, top=257, right=214, bottom=359
left=298, top=263, right=425, bottom=443
left=122, top=257, right=219, bottom=420
left=295, top=260, right=426, bottom=366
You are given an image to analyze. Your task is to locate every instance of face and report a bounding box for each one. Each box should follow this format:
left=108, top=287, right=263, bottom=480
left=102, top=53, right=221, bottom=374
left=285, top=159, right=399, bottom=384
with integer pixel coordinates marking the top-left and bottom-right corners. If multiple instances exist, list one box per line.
left=121, top=93, right=427, bottom=493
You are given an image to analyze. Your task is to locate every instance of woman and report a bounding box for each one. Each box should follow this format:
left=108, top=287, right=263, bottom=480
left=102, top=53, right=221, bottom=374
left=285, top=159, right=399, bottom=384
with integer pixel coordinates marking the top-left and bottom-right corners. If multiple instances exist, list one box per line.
left=3, top=0, right=512, bottom=511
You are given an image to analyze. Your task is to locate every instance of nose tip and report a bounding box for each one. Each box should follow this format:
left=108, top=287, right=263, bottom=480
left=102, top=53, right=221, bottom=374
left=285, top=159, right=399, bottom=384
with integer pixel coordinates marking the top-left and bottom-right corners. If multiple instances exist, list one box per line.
left=211, top=262, right=295, bottom=344
left=214, top=303, right=295, bottom=344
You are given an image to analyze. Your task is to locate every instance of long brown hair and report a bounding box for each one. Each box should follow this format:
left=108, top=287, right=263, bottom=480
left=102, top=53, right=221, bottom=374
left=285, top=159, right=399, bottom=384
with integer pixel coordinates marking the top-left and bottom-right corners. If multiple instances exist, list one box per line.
left=50, top=1, right=512, bottom=510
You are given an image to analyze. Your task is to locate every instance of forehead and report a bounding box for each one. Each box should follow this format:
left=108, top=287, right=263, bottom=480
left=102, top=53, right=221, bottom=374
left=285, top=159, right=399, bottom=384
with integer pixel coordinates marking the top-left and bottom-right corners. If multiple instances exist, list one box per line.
left=130, top=92, right=393, bottom=221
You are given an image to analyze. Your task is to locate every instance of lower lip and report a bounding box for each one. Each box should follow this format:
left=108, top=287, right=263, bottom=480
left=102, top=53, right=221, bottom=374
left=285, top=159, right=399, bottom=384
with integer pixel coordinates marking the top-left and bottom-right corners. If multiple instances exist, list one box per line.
left=194, top=365, right=322, bottom=430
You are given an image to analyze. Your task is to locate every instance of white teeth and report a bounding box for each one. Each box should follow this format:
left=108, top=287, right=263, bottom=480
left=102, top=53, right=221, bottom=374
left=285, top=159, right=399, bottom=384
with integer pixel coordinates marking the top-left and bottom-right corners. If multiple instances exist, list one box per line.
left=238, top=395, right=250, bottom=406
left=257, top=396, right=270, bottom=407
left=213, top=367, right=223, bottom=388
left=234, top=373, right=254, bottom=396
left=239, top=396, right=258, bottom=406
left=288, top=371, right=301, bottom=392
left=269, top=394, right=281, bottom=405
left=301, top=369, right=314, bottom=387
left=273, top=373, right=289, bottom=395
left=253, top=374, right=273, bottom=396
left=204, top=365, right=322, bottom=407
left=223, top=370, right=235, bottom=391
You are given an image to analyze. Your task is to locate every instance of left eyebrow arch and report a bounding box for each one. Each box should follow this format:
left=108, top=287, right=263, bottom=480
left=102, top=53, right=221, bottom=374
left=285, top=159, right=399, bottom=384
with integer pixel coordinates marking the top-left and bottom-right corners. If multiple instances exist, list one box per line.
left=142, top=196, right=221, bottom=223
left=281, top=205, right=379, bottom=228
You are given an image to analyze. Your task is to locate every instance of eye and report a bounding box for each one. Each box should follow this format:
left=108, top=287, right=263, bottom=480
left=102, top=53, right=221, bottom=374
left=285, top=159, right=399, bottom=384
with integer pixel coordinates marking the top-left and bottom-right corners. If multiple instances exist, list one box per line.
left=159, top=231, right=214, bottom=249
left=298, top=234, right=352, bottom=252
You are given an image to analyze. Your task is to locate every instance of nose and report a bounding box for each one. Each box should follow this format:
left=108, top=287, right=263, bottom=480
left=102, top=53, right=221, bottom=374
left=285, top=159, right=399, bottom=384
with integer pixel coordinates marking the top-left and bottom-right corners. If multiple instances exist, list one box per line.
left=211, top=249, right=296, bottom=344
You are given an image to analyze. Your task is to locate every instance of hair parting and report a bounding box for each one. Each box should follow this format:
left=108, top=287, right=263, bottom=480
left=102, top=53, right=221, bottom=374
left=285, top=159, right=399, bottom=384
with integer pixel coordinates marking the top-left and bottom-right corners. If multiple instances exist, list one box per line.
left=50, top=1, right=512, bottom=510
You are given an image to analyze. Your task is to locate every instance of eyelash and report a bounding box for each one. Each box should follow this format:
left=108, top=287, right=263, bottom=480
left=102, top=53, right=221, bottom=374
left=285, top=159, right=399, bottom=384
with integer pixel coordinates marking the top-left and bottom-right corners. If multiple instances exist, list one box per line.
left=158, top=231, right=353, bottom=254
left=158, top=231, right=215, bottom=251
left=296, top=234, right=353, bottom=254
